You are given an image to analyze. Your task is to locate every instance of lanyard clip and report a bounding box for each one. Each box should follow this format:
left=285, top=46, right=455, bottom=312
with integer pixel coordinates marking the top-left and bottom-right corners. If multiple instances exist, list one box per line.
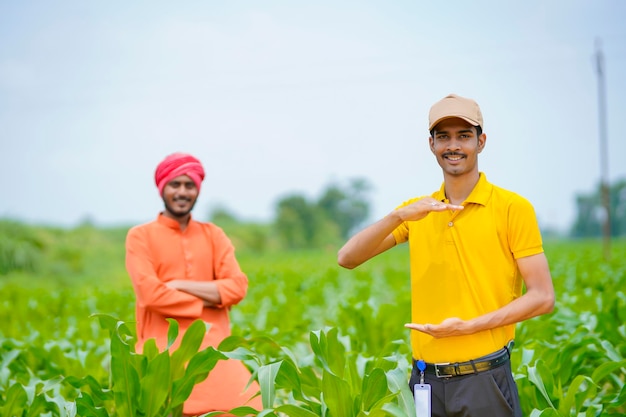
left=416, top=359, right=426, bottom=385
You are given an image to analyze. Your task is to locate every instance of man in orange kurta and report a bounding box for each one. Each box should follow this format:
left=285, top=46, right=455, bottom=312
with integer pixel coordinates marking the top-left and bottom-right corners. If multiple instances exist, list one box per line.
left=125, top=152, right=262, bottom=416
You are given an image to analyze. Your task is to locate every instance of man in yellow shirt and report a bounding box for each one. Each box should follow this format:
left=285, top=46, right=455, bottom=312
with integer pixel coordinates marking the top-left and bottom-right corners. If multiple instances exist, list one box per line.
left=338, top=94, right=555, bottom=416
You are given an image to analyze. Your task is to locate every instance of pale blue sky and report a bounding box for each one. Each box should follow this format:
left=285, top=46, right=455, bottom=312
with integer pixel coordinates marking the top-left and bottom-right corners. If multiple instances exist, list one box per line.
left=1, top=1, right=625, bottom=233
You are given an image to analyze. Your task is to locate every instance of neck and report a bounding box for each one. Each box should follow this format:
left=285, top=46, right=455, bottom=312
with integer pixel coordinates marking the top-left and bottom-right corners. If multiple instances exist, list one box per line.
left=163, top=211, right=191, bottom=231
left=443, top=171, right=480, bottom=205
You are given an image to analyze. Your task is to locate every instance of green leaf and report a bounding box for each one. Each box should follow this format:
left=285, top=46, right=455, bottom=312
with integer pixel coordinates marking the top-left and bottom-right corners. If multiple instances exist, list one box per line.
left=92, top=313, right=119, bottom=333
left=527, top=361, right=556, bottom=409
left=199, top=406, right=260, bottom=416
left=139, top=350, right=171, bottom=415
left=310, top=330, right=328, bottom=370
left=1, top=383, right=28, bottom=416
left=256, top=410, right=279, bottom=417
left=309, top=328, right=347, bottom=378
left=1, top=348, right=20, bottom=369
left=557, top=374, right=593, bottom=415
left=25, top=394, right=54, bottom=417
left=170, top=346, right=226, bottom=407
left=274, top=359, right=303, bottom=395
left=220, top=346, right=258, bottom=362
left=537, top=409, right=560, bottom=417
left=64, top=375, right=113, bottom=403
left=385, top=366, right=416, bottom=417
left=322, top=371, right=354, bottom=417
left=298, top=366, right=323, bottom=400
left=380, top=401, right=412, bottom=417
left=258, top=361, right=282, bottom=409
left=600, top=340, right=623, bottom=361
left=107, top=320, right=140, bottom=417
left=613, top=384, right=626, bottom=411
left=167, top=317, right=180, bottom=349
left=227, top=405, right=261, bottom=416
left=591, top=359, right=626, bottom=383
left=324, top=328, right=347, bottom=378
left=361, top=368, right=388, bottom=411
left=142, top=338, right=160, bottom=360
left=35, top=375, right=64, bottom=394
left=75, top=392, right=110, bottom=417
left=520, top=348, right=535, bottom=367
left=274, top=404, right=320, bottom=417
left=171, top=319, right=210, bottom=372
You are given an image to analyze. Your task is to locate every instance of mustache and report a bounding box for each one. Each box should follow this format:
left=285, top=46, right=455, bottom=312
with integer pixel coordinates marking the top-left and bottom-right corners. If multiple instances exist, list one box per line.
left=442, top=152, right=465, bottom=157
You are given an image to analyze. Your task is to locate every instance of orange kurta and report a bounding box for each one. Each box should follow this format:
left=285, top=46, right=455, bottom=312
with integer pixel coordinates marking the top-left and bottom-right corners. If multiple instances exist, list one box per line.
left=125, top=214, right=261, bottom=415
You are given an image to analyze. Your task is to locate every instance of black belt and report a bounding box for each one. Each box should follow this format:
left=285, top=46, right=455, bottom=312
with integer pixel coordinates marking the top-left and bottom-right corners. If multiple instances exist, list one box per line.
left=414, top=342, right=513, bottom=378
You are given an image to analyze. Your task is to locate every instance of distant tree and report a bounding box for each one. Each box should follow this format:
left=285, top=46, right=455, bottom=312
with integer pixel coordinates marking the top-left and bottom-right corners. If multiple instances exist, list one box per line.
left=273, top=179, right=372, bottom=249
left=0, top=220, right=45, bottom=275
left=208, top=178, right=374, bottom=251
left=570, top=179, right=626, bottom=238
left=614, top=180, right=626, bottom=236
left=317, top=178, right=371, bottom=239
left=208, top=205, right=271, bottom=253
left=209, top=205, right=239, bottom=225
left=274, top=195, right=325, bottom=249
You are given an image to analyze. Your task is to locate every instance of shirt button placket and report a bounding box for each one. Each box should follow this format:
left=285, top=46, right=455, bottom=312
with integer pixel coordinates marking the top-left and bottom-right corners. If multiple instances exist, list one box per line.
left=182, top=235, right=192, bottom=278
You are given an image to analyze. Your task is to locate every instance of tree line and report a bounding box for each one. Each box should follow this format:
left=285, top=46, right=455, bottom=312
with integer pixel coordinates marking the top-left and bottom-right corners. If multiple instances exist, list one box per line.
left=210, top=178, right=371, bottom=252
left=215, top=176, right=626, bottom=252
left=570, top=179, right=626, bottom=238
left=2, top=177, right=625, bottom=277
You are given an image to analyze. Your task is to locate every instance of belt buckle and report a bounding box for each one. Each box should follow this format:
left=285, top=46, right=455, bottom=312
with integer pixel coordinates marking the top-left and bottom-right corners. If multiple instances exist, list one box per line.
left=434, top=362, right=452, bottom=378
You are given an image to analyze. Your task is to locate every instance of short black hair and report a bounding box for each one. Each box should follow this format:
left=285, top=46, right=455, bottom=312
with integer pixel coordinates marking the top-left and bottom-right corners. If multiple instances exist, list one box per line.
left=430, top=124, right=483, bottom=138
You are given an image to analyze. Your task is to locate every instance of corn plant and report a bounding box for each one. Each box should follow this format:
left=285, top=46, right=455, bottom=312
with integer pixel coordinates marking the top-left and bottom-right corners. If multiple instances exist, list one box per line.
left=74, top=314, right=228, bottom=417
left=1, top=230, right=626, bottom=416
left=0, top=337, right=78, bottom=417
left=211, top=327, right=416, bottom=417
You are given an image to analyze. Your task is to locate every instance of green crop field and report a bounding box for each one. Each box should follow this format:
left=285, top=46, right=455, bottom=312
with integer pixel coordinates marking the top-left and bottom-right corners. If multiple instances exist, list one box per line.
left=0, top=222, right=624, bottom=416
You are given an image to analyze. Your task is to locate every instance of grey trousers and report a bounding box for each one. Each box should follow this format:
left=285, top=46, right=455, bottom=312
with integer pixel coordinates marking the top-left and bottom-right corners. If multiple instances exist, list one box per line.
left=409, top=360, right=522, bottom=417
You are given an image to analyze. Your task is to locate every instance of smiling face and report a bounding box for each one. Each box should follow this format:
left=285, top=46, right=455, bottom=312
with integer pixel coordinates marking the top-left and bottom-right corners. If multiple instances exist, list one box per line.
left=429, top=117, right=486, bottom=178
left=161, top=174, right=199, bottom=220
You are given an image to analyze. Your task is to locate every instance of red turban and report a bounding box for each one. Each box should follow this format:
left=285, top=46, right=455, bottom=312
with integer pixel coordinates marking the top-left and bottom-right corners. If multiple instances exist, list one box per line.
left=154, top=153, right=205, bottom=195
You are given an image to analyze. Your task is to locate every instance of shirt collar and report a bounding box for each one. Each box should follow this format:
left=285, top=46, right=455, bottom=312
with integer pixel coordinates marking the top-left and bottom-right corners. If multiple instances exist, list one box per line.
left=157, top=212, right=193, bottom=230
left=434, top=172, right=492, bottom=206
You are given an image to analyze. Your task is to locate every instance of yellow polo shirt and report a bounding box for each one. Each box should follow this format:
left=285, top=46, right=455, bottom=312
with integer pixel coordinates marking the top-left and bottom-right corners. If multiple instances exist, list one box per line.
left=392, top=173, right=544, bottom=362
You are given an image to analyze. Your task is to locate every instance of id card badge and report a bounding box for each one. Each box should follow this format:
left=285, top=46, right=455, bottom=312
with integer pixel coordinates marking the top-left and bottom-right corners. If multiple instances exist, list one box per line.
left=414, top=384, right=431, bottom=416
left=414, top=360, right=431, bottom=417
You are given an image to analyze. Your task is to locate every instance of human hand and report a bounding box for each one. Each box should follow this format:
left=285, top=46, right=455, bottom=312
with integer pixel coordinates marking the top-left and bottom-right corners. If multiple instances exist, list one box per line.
left=404, top=317, right=469, bottom=338
left=165, top=280, right=183, bottom=290
left=397, top=199, right=463, bottom=222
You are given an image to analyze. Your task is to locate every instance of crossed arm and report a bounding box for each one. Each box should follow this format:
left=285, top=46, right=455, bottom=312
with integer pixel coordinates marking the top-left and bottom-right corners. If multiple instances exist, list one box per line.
left=165, top=280, right=222, bottom=308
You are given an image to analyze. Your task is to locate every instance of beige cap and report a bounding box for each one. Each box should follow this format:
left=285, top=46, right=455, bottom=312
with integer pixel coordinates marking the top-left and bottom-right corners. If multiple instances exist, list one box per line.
left=428, top=93, right=483, bottom=131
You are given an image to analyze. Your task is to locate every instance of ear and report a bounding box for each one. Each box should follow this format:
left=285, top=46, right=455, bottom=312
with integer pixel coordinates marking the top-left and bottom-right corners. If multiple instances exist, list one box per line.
left=429, top=136, right=435, bottom=153
left=477, top=133, right=487, bottom=153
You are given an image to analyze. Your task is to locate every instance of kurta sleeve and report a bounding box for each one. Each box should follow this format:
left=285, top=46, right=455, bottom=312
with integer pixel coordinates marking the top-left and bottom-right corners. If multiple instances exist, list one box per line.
left=125, top=226, right=204, bottom=318
left=209, top=225, right=249, bottom=308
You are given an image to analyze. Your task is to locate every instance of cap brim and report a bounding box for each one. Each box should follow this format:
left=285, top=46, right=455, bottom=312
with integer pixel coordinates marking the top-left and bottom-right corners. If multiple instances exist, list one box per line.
left=429, top=115, right=480, bottom=131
